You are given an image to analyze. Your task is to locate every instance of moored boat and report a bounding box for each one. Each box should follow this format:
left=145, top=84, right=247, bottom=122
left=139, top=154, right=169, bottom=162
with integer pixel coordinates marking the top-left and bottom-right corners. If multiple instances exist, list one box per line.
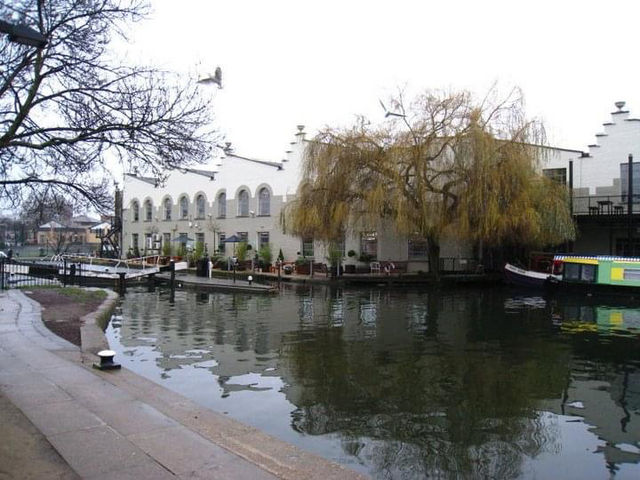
left=548, top=255, right=640, bottom=295
left=503, top=262, right=557, bottom=288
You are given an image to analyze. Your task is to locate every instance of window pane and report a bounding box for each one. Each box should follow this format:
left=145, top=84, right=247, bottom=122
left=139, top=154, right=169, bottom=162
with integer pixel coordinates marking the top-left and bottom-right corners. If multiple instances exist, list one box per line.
left=620, top=163, right=640, bottom=203
left=564, top=263, right=580, bottom=281
left=238, top=190, right=249, bottom=216
left=218, top=193, right=226, bottom=218
left=623, top=269, right=640, bottom=281
left=196, top=195, right=205, bottom=218
left=258, top=232, right=269, bottom=249
left=259, top=188, right=270, bottom=216
left=180, top=197, right=189, bottom=219
left=360, top=232, right=377, bottom=260
left=543, top=168, right=567, bottom=184
left=302, top=238, right=314, bottom=257
left=132, top=202, right=139, bottom=222
left=145, top=201, right=153, bottom=221
left=218, top=232, right=226, bottom=252
left=408, top=237, right=428, bottom=259
left=164, top=198, right=172, bottom=220
left=581, top=264, right=596, bottom=282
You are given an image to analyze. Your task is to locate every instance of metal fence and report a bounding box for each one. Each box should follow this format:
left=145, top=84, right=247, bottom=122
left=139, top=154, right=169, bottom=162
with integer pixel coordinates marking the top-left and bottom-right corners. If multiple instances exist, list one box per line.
left=572, top=194, right=640, bottom=216
left=0, top=257, right=88, bottom=290
left=438, top=257, right=482, bottom=274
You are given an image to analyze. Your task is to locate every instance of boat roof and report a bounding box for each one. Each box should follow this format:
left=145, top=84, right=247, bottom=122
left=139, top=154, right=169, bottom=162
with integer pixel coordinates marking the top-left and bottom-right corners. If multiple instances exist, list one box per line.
left=553, top=254, right=640, bottom=264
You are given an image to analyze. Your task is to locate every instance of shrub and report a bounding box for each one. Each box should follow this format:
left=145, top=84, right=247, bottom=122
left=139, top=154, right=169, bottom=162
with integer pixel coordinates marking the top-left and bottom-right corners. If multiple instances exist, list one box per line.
left=258, top=243, right=272, bottom=265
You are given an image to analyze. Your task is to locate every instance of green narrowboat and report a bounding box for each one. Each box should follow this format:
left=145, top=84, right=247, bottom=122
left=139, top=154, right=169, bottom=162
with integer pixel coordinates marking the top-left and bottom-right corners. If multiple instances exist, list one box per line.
left=551, top=255, right=640, bottom=294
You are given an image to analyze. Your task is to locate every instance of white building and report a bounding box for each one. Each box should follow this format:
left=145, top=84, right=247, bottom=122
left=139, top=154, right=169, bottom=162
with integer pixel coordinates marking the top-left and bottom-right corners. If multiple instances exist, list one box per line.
left=125, top=101, right=640, bottom=269
left=122, top=126, right=313, bottom=265
left=542, top=101, right=640, bottom=255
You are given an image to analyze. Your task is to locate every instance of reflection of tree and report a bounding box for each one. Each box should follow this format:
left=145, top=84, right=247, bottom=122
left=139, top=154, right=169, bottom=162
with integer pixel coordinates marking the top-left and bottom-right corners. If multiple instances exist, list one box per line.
left=281, top=290, right=571, bottom=479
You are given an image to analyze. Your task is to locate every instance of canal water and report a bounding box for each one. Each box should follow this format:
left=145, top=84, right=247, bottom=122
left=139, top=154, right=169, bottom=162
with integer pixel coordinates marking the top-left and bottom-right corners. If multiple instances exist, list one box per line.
left=105, top=284, right=640, bottom=479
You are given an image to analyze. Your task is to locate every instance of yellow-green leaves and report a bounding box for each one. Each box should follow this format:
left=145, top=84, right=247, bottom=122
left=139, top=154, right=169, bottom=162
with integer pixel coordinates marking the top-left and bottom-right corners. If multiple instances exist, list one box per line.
left=283, top=88, right=575, bottom=250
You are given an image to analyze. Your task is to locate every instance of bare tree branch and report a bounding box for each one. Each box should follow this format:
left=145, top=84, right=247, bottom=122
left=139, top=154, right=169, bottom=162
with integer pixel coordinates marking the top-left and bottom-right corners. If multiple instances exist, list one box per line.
left=0, top=0, right=219, bottom=212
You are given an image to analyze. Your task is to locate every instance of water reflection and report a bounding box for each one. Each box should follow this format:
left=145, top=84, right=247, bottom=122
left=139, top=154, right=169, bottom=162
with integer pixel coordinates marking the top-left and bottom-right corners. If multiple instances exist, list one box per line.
left=106, top=286, right=640, bottom=479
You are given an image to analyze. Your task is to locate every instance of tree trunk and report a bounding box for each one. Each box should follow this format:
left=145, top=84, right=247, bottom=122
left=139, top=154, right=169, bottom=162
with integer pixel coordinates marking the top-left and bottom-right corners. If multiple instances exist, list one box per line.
left=428, top=236, right=440, bottom=281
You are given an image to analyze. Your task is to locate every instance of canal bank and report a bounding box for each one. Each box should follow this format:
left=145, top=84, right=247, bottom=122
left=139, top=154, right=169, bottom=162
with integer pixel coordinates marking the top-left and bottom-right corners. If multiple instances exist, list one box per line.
left=164, top=267, right=503, bottom=290
left=0, top=289, right=366, bottom=479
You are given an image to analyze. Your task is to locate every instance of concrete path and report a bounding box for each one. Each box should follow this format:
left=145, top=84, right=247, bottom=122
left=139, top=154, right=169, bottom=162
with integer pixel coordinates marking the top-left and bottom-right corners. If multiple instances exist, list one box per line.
left=0, top=289, right=366, bottom=479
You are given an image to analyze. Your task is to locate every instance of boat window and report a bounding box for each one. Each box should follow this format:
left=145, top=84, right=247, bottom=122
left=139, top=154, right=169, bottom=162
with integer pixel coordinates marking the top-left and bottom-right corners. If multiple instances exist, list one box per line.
left=564, top=263, right=596, bottom=283
left=564, top=263, right=581, bottom=281
left=580, top=264, right=596, bottom=282
left=623, top=269, right=640, bottom=281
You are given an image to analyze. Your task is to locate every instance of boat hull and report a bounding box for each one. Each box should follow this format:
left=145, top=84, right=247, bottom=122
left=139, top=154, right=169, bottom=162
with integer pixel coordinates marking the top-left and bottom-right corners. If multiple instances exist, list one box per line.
left=503, top=263, right=553, bottom=288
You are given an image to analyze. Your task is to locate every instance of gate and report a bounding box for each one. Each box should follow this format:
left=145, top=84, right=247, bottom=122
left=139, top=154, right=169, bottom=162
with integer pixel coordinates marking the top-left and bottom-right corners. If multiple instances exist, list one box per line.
left=0, top=257, right=85, bottom=290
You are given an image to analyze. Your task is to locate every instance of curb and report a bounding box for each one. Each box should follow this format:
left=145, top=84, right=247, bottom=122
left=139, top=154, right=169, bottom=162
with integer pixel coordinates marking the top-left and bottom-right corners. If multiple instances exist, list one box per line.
left=79, top=288, right=119, bottom=363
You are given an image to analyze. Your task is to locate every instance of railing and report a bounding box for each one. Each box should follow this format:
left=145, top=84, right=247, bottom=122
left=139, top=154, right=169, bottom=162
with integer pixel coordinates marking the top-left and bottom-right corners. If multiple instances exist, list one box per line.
left=572, top=194, right=640, bottom=216
left=52, top=254, right=162, bottom=273
left=439, top=257, right=482, bottom=274
left=0, top=257, right=86, bottom=289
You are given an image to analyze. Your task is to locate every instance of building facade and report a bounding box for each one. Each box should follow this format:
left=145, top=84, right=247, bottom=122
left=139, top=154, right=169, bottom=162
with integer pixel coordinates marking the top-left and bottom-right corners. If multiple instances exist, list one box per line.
left=122, top=122, right=586, bottom=269
left=543, top=101, right=640, bottom=256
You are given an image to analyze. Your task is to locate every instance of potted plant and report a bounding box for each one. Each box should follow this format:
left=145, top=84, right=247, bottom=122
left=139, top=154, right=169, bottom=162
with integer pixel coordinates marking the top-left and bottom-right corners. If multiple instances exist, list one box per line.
left=258, top=243, right=273, bottom=271
left=295, top=256, right=310, bottom=275
left=161, top=241, right=172, bottom=264
left=175, top=243, right=186, bottom=261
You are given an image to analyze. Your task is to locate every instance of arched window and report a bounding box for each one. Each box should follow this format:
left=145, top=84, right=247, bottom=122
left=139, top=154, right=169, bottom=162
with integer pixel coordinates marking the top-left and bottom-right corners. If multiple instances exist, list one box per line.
left=179, top=196, right=189, bottom=219
left=144, top=200, right=153, bottom=222
left=132, top=201, right=139, bottom=222
left=217, top=192, right=226, bottom=218
left=164, top=197, right=172, bottom=220
left=258, top=187, right=270, bottom=216
left=196, top=194, right=206, bottom=219
left=237, top=189, right=249, bottom=216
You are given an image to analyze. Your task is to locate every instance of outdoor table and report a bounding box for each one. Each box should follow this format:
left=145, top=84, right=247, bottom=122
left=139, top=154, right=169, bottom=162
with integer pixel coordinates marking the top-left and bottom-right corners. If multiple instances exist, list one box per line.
left=597, top=200, right=613, bottom=214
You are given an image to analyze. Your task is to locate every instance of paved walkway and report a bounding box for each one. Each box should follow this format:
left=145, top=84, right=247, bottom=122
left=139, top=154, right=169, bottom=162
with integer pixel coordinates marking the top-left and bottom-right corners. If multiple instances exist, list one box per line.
left=0, top=289, right=366, bottom=479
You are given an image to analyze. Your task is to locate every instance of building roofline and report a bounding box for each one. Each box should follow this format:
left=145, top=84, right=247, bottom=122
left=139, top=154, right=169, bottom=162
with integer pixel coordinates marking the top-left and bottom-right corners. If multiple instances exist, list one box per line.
left=183, top=168, right=216, bottom=180
left=227, top=154, right=283, bottom=170
left=125, top=173, right=158, bottom=186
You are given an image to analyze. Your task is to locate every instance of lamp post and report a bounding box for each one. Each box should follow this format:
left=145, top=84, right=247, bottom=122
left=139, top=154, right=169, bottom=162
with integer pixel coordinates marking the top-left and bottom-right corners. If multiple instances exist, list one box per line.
left=0, top=20, right=47, bottom=48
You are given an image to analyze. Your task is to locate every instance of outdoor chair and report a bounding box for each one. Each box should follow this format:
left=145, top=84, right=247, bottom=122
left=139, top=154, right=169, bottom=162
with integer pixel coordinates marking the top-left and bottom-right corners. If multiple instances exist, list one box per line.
left=370, top=261, right=381, bottom=274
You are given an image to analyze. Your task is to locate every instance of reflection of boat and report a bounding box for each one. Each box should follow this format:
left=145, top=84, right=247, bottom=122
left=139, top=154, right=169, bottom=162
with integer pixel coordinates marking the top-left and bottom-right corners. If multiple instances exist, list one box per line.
left=548, top=255, right=640, bottom=296
left=504, top=263, right=557, bottom=288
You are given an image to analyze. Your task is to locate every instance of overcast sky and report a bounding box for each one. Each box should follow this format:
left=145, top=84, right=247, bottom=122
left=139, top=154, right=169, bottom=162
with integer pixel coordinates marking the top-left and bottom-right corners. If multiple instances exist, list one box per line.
left=123, top=0, right=639, bottom=162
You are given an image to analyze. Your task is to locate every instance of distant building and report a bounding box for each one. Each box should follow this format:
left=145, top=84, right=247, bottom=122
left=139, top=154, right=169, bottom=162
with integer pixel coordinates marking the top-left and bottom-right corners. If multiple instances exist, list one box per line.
left=36, top=216, right=101, bottom=252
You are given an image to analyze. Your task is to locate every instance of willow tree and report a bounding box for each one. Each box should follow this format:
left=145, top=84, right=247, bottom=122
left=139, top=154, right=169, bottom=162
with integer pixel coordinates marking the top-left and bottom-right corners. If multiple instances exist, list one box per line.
left=284, top=88, right=575, bottom=277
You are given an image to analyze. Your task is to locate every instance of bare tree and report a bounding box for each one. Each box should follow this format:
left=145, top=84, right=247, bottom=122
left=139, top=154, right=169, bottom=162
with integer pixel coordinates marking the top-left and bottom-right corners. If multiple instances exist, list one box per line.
left=19, top=188, right=72, bottom=239
left=0, top=0, right=217, bottom=213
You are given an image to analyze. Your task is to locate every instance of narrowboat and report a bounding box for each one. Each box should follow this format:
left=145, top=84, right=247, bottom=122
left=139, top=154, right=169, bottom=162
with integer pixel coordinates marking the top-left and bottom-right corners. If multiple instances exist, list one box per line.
left=548, top=255, right=640, bottom=295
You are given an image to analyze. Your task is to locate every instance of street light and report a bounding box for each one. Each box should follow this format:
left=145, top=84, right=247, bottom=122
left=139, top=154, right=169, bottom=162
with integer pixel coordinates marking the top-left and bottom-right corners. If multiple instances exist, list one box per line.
left=0, top=20, right=47, bottom=48
left=197, top=66, right=222, bottom=89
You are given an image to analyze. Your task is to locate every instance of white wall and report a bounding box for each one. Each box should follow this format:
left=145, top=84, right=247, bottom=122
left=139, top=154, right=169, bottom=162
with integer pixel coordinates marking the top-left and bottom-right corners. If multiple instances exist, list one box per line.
left=543, top=103, right=640, bottom=194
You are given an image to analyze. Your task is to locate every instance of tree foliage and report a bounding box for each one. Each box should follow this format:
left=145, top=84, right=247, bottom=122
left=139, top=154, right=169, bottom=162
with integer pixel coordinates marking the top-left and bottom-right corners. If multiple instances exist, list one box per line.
left=0, top=0, right=216, bottom=212
left=284, top=88, right=575, bottom=273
